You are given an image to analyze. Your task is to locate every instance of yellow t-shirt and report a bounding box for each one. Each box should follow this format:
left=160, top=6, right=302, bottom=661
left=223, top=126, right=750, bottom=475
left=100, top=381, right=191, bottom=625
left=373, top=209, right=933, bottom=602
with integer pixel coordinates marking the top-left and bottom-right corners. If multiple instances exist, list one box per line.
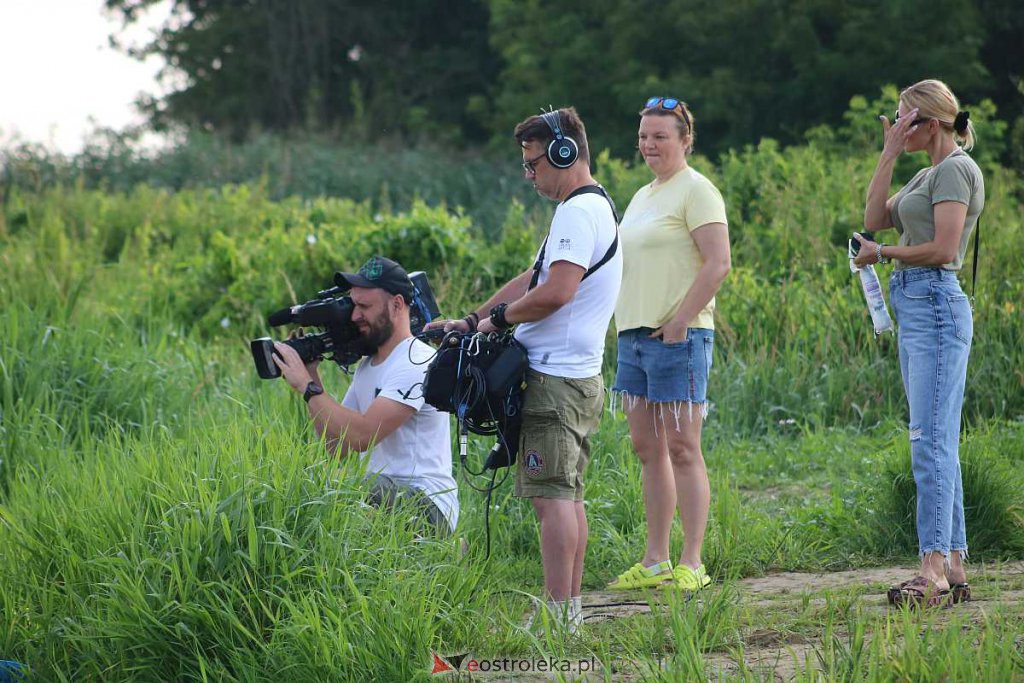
left=614, top=166, right=727, bottom=332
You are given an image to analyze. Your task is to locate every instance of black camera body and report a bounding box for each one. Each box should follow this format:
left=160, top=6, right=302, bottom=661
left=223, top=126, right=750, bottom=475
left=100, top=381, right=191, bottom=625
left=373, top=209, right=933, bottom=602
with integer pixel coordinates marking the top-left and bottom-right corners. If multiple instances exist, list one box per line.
left=251, top=270, right=440, bottom=379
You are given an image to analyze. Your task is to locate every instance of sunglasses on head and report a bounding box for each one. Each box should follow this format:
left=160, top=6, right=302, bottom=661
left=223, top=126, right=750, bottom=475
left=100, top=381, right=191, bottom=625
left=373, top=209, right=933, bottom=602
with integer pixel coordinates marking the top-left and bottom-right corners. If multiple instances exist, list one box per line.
left=645, top=96, right=691, bottom=129
left=894, top=110, right=931, bottom=127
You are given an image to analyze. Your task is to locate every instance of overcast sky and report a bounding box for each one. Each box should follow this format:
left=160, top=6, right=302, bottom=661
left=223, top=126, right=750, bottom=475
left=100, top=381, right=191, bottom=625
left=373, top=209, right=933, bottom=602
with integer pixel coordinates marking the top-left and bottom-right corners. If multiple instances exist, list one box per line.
left=0, top=0, right=171, bottom=153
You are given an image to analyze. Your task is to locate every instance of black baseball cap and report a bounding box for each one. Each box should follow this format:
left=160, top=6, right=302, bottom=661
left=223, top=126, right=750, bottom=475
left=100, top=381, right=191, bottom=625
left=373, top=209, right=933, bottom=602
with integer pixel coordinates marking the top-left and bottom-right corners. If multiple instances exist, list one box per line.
left=334, top=256, right=415, bottom=302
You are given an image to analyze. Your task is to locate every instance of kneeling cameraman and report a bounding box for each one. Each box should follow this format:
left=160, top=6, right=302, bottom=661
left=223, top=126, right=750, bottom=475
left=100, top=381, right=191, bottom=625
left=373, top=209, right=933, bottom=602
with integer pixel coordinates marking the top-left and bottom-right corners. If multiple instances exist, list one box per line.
left=273, top=256, right=458, bottom=534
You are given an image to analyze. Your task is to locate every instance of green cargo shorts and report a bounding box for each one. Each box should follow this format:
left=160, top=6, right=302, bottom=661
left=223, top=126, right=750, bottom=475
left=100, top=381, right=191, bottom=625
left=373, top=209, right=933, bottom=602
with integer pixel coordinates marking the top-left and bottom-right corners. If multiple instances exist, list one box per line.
left=515, top=369, right=604, bottom=501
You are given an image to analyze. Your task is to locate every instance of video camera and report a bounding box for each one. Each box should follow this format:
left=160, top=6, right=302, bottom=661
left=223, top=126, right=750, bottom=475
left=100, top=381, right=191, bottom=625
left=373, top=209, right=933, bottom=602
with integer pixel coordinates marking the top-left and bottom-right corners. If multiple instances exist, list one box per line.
left=250, top=270, right=440, bottom=379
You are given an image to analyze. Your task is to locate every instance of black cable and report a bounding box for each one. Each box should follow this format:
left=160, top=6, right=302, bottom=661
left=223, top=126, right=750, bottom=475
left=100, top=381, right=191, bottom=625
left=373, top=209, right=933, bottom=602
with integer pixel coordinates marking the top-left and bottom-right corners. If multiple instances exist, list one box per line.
left=410, top=329, right=448, bottom=365
left=412, top=330, right=522, bottom=557
left=401, top=330, right=450, bottom=401
left=484, top=467, right=497, bottom=560
left=481, top=589, right=670, bottom=609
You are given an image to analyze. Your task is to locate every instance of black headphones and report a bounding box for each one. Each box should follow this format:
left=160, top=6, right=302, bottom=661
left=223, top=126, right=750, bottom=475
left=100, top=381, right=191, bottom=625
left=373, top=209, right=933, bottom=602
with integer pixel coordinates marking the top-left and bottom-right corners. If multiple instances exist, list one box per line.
left=540, top=109, right=579, bottom=169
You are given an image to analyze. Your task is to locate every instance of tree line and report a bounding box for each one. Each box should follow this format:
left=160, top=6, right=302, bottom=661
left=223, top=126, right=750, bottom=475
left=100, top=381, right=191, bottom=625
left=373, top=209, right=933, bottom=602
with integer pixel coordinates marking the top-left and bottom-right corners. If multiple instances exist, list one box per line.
left=99, top=0, right=1024, bottom=167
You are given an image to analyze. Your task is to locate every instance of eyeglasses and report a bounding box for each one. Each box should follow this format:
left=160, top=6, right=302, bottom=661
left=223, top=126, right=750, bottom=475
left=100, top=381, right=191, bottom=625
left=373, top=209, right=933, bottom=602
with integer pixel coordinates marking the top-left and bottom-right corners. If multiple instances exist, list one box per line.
left=522, top=151, right=547, bottom=175
left=894, top=110, right=930, bottom=128
left=644, top=96, right=691, bottom=130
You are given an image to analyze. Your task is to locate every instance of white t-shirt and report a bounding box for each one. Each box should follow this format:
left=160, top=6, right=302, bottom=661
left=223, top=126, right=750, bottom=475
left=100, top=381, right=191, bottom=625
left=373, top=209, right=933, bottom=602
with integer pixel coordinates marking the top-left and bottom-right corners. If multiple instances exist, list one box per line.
left=341, top=337, right=458, bottom=531
left=514, top=190, right=622, bottom=378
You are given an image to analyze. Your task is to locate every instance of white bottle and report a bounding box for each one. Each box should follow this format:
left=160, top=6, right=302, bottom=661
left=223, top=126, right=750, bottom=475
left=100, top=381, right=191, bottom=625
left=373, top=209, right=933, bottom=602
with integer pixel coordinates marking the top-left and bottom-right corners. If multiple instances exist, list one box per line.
left=853, top=263, right=894, bottom=334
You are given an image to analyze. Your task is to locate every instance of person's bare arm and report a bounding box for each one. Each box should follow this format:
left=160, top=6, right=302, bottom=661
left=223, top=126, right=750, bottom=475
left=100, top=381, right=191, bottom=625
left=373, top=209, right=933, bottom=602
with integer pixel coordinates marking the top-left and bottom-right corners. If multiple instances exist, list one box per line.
left=471, top=269, right=534, bottom=319
left=500, top=260, right=586, bottom=324
left=864, top=111, right=921, bottom=232
left=651, top=222, right=730, bottom=343
left=307, top=394, right=416, bottom=456
left=273, top=342, right=416, bottom=455
left=853, top=201, right=968, bottom=268
left=427, top=268, right=534, bottom=333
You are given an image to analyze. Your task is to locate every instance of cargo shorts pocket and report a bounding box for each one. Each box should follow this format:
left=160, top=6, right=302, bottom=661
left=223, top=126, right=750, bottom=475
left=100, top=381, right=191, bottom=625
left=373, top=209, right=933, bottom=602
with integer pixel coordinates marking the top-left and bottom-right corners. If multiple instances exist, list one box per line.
left=564, top=375, right=601, bottom=400
left=519, top=406, right=570, bottom=484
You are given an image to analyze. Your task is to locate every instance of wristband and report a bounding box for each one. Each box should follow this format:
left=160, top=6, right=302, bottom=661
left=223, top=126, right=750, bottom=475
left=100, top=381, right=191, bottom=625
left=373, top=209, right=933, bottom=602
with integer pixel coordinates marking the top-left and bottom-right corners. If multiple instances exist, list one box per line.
left=462, top=311, right=479, bottom=332
left=489, top=302, right=512, bottom=331
left=876, top=243, right=889, bottom=264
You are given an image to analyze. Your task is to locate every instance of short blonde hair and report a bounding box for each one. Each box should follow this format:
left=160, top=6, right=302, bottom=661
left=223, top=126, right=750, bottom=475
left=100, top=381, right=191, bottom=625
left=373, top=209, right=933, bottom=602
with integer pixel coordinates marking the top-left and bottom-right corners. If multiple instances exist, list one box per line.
left=900, top=79, right=976, bottom=151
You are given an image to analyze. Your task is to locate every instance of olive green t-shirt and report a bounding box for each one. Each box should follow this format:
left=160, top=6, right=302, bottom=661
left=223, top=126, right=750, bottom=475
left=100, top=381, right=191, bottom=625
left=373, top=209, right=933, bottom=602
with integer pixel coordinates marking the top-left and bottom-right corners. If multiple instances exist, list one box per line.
left=890, top=148, right=984, bottom=271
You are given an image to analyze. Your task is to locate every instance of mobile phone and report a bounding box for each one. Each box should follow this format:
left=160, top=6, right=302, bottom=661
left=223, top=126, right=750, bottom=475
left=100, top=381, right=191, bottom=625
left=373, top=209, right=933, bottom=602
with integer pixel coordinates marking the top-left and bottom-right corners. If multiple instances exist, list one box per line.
left=848, top=231, right=875, bottom=257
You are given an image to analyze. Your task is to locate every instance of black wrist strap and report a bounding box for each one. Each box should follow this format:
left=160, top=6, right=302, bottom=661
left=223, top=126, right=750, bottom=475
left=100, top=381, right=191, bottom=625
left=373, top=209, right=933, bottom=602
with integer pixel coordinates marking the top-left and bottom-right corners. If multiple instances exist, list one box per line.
left=528, top=184, right=619, bottom=292
left=489, top=302, right=512, bottom=330
left=303, top=381, right=323, bottom=403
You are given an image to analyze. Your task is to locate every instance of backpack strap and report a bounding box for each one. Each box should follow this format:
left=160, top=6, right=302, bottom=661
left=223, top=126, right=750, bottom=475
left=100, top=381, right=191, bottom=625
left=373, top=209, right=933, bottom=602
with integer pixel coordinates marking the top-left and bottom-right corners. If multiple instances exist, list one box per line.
left=528, top=184, right=619, bottom=292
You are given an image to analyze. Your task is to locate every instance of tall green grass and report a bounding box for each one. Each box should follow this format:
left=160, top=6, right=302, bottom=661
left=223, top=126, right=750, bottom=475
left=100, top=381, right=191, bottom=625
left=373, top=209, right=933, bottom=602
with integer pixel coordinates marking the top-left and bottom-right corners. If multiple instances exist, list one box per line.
left=2, top=297, right=1023, bottom=679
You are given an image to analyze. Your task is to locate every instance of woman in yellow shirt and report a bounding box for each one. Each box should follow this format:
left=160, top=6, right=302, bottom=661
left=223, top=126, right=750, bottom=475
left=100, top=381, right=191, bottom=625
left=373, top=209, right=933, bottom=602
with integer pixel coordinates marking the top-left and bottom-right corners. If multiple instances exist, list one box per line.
left=608, top=98, right=731, bottom=592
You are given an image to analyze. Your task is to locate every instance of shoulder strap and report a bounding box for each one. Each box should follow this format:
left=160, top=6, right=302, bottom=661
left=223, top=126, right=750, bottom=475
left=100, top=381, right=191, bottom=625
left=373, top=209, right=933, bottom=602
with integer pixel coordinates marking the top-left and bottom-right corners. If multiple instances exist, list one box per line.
left=528, top=184, right=619, bottom=292
left=970, top=214, right=980, bottom=304
left=565, top=184, right=620, bottom=223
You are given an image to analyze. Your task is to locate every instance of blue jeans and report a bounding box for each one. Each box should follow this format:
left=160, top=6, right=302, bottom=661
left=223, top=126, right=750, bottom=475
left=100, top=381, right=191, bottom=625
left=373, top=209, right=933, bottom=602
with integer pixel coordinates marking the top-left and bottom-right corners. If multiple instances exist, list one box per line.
left=890, top=268, right=972, bottom=559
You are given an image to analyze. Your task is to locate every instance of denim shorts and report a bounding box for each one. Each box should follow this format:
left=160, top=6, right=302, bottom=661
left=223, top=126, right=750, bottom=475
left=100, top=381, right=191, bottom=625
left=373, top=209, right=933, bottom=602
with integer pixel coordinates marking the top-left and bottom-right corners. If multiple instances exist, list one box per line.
left=613, top=327, right=714, bottom=403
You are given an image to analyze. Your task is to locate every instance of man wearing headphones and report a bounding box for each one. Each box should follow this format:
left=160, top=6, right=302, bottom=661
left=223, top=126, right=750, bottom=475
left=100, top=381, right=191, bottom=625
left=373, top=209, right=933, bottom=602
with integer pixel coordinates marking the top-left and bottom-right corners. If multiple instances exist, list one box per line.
left=273, top=256, right=459, bottom=535
left=434, top=108, right=621, bottom=631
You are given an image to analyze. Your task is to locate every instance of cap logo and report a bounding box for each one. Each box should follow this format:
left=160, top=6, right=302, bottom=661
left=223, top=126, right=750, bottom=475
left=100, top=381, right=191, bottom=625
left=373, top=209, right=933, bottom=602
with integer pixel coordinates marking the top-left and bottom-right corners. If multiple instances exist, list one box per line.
left=360, top=258, right=384, bottom=280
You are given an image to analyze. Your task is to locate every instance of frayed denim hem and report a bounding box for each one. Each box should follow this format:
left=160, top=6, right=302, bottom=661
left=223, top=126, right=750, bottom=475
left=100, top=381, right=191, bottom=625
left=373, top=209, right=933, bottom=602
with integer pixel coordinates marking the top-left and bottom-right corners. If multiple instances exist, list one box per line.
left=918, top=547, right=950, bottom=560
left=610, top=395, right=708, bottom=438
left=919, top=547, right=969, bottom=571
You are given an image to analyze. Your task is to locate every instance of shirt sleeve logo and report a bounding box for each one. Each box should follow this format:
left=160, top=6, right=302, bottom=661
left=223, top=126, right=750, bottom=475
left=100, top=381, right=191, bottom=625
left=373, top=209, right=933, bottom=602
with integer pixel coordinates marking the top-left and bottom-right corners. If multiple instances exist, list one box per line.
left=558, top=238, right=571, bottom=250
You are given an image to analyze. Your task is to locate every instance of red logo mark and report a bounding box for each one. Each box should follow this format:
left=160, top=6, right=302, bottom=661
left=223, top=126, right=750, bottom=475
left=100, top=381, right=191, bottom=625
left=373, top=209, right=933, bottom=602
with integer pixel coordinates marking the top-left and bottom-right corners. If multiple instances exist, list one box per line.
left=431, top=651, right=454, bottom=675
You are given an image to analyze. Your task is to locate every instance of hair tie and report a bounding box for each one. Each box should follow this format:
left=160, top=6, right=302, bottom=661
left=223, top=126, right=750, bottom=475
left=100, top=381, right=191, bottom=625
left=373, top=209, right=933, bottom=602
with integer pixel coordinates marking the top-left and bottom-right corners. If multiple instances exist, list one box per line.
left=953, top=111, right=970, bottom=135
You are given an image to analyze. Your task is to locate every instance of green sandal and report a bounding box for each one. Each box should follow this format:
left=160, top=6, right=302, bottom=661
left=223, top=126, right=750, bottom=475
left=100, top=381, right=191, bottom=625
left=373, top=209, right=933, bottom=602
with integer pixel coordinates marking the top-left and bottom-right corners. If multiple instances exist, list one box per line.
left=662, top=563, right=712, bottom=591
left=607, top=561, right=673, bottom=590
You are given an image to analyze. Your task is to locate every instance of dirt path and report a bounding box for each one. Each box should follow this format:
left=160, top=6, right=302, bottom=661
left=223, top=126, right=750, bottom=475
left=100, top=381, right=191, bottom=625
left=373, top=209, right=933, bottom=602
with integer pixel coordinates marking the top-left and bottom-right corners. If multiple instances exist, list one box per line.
left=471, top=561, right=1024, bottom=681
left=567, top=560, right=1024, bottom=681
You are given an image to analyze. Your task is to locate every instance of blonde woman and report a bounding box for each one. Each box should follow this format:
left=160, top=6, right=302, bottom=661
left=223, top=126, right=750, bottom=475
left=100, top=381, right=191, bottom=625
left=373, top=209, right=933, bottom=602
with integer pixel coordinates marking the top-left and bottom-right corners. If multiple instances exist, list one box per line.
left=608, top=98, right=731, bottom=592
left=854, top=79, right=984, bottom=607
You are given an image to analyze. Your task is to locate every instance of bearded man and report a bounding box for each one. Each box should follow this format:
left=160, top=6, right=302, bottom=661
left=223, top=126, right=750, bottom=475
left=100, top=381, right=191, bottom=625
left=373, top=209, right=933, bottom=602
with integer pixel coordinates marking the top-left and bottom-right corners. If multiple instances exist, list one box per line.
left=274, top=256, right=458, bottom=533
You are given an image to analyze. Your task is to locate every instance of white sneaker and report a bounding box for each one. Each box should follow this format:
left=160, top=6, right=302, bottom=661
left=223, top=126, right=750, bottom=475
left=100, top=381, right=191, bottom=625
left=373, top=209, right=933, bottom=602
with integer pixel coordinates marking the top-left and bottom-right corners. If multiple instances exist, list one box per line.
left=527, top=599, right=578, bottom=636
left=570, top=596, right=584, bottom=632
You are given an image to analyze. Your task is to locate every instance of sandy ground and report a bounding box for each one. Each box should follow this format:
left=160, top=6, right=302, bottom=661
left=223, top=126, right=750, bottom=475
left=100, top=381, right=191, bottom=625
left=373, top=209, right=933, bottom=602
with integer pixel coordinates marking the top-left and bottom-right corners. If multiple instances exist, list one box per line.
left=454, top=560, right=1024, bottom=681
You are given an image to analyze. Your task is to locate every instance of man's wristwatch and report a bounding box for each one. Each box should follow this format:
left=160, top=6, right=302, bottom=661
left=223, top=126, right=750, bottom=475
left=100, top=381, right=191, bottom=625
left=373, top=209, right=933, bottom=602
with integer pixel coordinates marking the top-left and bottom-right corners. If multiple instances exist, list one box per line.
left=303, top=381, right=324, bottom=403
